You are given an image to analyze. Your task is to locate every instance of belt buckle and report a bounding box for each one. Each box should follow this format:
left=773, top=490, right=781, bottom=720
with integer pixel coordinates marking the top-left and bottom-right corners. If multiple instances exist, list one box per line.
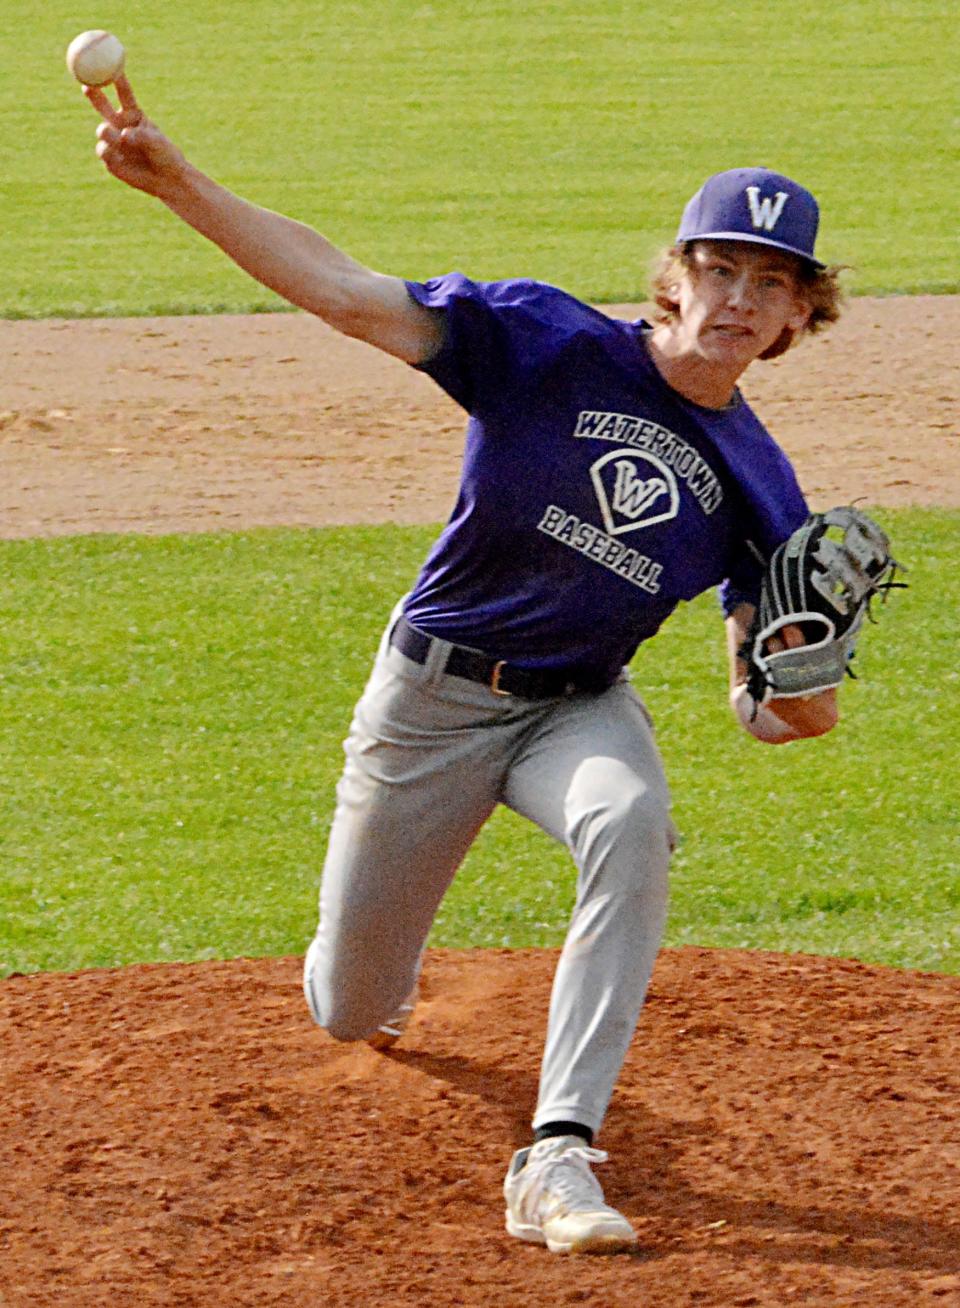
left=489, top=660, right=512, bottom=697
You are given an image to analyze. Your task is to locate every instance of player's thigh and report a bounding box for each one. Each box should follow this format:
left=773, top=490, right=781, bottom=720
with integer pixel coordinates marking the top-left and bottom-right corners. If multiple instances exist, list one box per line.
left=318, top=647, right=541, bottom=935
left=309, top=660, right=519, bottom=1032
left=502, top=680, right=672, bottom=850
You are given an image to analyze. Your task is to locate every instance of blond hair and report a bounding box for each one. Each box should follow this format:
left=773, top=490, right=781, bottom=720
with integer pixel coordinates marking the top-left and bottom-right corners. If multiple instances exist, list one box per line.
left=650, top=242, right=846, bottom=360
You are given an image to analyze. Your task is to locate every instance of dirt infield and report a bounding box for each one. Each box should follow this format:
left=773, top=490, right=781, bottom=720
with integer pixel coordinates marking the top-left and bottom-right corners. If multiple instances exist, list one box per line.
left=1, top=295, right=958, bottom=538
left=1, top=300, right=958, bottom=1305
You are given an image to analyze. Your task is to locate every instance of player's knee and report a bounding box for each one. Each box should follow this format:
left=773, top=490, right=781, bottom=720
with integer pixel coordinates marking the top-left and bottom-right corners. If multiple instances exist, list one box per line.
left=304, top=976, right=378, bottom=1042
left=323, top=1011, right=376, bottom=1043
left=566, top=776, right=673, bottom=911
left=303, top=938, right=360, bottom=1038
left=303, top=936, right=396, bottom=1041
left=613, top=782, right=671, bottom=844
left=567, top=775, right=670, bottom=856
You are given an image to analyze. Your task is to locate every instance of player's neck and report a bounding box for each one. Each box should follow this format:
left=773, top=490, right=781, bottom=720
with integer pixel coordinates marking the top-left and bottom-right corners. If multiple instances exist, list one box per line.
left=645, top=327, right=743, bottom=409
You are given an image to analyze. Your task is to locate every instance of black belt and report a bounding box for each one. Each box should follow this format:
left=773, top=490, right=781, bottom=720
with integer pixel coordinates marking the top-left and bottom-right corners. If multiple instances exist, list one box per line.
left=390, top=615, right=599, bottom=700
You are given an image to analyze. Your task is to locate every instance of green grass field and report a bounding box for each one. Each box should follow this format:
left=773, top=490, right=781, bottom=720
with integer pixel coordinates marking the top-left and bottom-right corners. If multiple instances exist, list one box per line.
left=2, top=4, right=956, bottom=980
left=1, top=511, right=956, bottom=979
left=5, top=0, right=958, bottom=317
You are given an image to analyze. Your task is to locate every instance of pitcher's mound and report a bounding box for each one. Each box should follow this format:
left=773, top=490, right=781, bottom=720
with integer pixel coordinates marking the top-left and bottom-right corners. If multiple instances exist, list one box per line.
left=2, top=946, right=958, bottom=1306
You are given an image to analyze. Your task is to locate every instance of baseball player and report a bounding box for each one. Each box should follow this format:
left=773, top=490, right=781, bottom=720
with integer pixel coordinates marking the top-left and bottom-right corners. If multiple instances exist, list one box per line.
left=85, top=77, right=848, bottom=1253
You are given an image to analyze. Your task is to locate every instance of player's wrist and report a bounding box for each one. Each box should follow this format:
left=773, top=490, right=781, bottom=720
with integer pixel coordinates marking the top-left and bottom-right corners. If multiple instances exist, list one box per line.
left=155, top=158, right=204, bottom=207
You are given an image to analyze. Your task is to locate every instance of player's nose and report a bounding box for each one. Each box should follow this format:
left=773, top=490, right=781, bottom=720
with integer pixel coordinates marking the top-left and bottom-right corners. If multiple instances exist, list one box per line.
left=724, top=272, right=757, bottom=311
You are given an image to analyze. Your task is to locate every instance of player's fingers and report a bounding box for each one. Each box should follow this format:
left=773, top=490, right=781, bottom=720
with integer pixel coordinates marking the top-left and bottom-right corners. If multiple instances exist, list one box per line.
left=83, top=84, right=122, bottom=127
left=765, top=623, right=805, bottom=656
left=118, top=124, right=153, bottom=154
left=114, top=74, right=144, bottom=123
left=95, top=122, right=124, bottom=157
left=780, top=623, right=806, bottom=649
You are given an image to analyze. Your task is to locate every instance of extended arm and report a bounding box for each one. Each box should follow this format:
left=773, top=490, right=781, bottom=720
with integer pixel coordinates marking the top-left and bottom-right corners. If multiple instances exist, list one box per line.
left=84, top=77, right=443, bottom=365
left=726, top=603, right=838, bottom=744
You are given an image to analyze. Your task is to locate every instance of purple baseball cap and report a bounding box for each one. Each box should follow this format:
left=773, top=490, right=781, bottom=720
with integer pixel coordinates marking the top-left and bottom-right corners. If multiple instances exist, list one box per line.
left=677, top=167, right=824, bottom=268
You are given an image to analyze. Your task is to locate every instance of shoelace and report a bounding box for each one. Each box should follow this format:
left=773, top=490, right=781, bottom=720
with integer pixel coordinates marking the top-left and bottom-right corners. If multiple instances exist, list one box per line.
left=529, top=1146, right=610, bottom=1215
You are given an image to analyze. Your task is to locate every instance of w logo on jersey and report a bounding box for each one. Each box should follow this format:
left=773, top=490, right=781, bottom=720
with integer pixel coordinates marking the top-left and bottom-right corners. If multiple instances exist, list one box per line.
left=590, top=450, right=679, bottom=535
left=612, top=461, right=669, bottom=518
left=745, top=185, right=789, bottom=231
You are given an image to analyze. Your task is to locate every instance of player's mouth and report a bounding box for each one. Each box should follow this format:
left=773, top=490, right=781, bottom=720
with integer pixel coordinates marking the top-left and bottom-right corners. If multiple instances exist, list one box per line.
left=711, top=323, right=755, bottom=337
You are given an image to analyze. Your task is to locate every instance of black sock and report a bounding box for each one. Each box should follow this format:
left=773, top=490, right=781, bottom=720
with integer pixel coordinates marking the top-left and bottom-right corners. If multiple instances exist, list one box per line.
left=533, top=1120, right=594, bottom=1147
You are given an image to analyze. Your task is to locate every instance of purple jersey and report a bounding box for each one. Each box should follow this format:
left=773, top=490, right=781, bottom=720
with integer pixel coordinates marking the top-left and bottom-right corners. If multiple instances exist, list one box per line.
left=402, top=274, right=808, bottom=685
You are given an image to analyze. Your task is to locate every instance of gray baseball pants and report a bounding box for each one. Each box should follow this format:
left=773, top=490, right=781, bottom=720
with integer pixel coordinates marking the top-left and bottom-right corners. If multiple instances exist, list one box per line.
left=303, top=611, right=673, bottom=1137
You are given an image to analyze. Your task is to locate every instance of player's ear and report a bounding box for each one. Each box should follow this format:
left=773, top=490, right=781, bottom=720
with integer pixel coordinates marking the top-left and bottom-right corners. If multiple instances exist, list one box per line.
left=655, top=275, right=685, bottom=316
left=786, top=264, right=815, bottom=332
left=786, top=292, right=813, bottom=333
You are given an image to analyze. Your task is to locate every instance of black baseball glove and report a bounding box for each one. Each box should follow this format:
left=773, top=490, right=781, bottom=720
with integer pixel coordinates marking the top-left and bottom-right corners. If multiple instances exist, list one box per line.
left=742, top=506, right=904, bottom=705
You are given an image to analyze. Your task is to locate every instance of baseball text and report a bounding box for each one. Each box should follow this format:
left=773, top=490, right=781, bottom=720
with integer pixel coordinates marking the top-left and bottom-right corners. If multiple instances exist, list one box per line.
left=538, top=505, right=663, bottom=593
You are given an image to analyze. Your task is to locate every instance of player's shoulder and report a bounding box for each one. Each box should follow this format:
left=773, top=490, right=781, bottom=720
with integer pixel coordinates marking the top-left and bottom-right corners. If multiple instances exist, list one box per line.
left=482, top=278, right=626, bottom=342
left=409, top=272, right=623, bottom=339
left=733, top=395, right=800, bottom=472
left=713, top=395, right=808, bottom=543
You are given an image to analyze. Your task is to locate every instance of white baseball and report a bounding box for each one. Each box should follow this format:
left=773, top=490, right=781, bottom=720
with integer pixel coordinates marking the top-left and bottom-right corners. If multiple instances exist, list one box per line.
left=66, top=30, right=125, bottom=87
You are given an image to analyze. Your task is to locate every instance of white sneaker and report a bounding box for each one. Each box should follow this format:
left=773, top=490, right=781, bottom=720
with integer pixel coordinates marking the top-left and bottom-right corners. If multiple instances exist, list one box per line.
left=366, top=981, right=418, bottom=1050
left=503, top=1135, right=638, bottom=1254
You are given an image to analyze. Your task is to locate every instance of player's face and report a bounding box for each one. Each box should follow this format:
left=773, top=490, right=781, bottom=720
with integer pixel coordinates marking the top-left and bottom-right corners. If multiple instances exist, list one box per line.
left=674, top=242, right=812, bottom=367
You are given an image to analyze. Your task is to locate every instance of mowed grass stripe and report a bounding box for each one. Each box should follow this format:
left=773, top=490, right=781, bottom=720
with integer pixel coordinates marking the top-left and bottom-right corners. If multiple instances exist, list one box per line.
left=1, top=509, right=955, bottom=977
left=4, top=0, right=957, bottom=317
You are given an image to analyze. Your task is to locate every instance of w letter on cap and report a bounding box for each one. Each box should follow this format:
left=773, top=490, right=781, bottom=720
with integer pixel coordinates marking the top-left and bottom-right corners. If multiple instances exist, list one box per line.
left=745, top=185, right=789, bottom=231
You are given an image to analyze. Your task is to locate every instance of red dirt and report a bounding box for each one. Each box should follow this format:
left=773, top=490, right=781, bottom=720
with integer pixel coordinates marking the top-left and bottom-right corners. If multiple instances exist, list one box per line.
left=2, top=950, right=959, bottom=1307
left=1, top=302, right=958, bottom=1305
